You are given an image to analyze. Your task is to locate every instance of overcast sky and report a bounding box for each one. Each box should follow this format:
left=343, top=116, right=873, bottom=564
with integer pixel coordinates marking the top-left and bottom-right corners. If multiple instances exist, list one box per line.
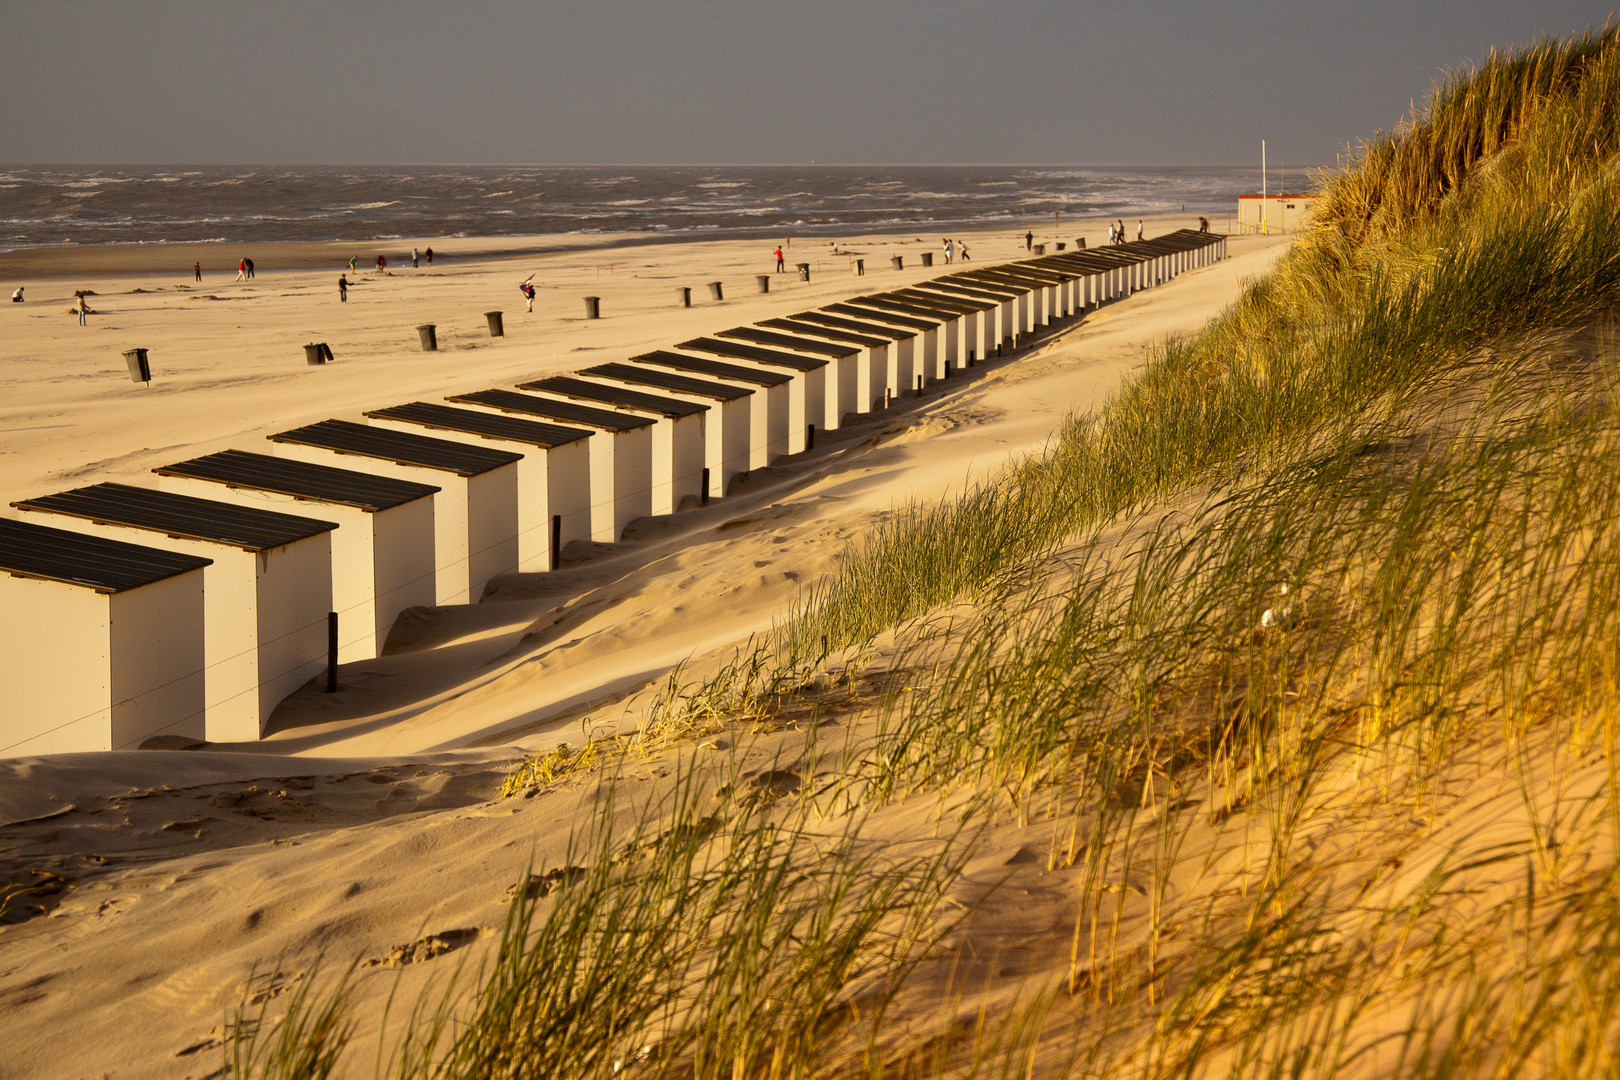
left=2, top=1, right=1611, bottom=166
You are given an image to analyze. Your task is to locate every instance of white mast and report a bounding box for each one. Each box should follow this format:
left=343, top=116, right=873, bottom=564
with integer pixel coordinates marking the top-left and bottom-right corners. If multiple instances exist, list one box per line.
left=1261, top=138, right=1268, bottom=235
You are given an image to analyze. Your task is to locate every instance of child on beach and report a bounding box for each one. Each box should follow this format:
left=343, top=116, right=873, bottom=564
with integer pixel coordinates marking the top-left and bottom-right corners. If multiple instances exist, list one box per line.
left=348, top=256, right=358, bottom=274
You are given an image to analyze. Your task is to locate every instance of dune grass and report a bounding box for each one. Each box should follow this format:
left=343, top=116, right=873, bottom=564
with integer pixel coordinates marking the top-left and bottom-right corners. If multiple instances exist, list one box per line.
left=233, top=24, right=1620, bottom=1079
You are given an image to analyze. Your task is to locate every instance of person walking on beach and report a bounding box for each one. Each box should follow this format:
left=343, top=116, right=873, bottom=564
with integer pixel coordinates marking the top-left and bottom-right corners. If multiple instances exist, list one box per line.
left=1107, top=222, right=1117, bottom=245
left=959, top=241, right=970, bottom=262
left=235, top=258, right=247, bottom=282
left=338, top=274, right=350, bottom=302
left=1199, top=216, right=1209, bottom=233
left=377, top=254, right=387, bottom=273
left=425, top=247, right=433, bottom=266
left=75, top=292, right=89, bottom=325
left=412, top=248, right=419, bottom=268
left=193, top=262, right=201, bottom=282
left=1024, top=230, right=1034, bottom=251
left=245, top=257, right=255, bottom=280
left=1136, top=220, right=1145, bottom=242
left=774, top=246, right=785, bottom=272
left=1116, top=220, right=1126, bottom=245
left=943, top=238, right=954, bottom=264
left=519, top=275, right=537, bottom=312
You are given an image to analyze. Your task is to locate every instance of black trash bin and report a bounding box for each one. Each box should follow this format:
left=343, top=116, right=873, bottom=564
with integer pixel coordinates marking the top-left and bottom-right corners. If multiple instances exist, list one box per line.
left=677, top=286, right=692, bottom=308
left=755, top=275, right=770, bottom=294
left=416, top=324, right=438, bottom=351
left=122, top=347, right=151, bottom=384
left=1033, top=244, right=1045, bottom=255
left=921, top=252, right=933, bottom=267
left=796, top=262, right=810, bottom=281
left=891, top=256, right=903, bottom=270
left=707, top=281, right=724, bottom=301
left=485, top=311, right=504, bottom=337
left=319, top=342, right=334, bottom=363
left=584, top=296, right=601, bottom=319
left=855, top=259, right=864, bottom=276
left=304, top=343, right=325, bottom=365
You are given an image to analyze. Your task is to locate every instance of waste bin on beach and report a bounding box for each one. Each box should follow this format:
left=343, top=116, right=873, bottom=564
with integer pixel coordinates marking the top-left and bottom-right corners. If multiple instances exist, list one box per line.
left=485, top=311, right=504, bottom=337
left=304, top=343, right=325, bottom=365
left=891, top=256, right=903, bottom=270
left=123, top=347, right=151, bottom=384
left=755, top=275, right=770, bottom=294
left=416, top=324, right=438, bottom=352
left=921, top=253, right=933, bottom=267
left=677, top=286, right=692, bottom=308
left=584, top=296, right=601, bottom=319
left=707, top=281, right=724, bottom=301
left=796, top=263, right=810, bottom=281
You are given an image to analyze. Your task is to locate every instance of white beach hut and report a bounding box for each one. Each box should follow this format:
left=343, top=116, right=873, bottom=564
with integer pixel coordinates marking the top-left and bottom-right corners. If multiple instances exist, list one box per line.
left=632, top=350, right=791, bottom=471
left=759, top=317, right=892, bottom=414
left=676, top=337, right=825, bottom=455
left=782, top=311, right=914, bottom=412
left=14, top=483, right=335, bottom=743
left=364, top=401, right=592, bottom=571
left=0, top=517, right=210, bottom=756
left=268, top=419, right=520, bottom=605
left=154, top=450, right=437, bottom=663
left=580, top=361, right=752, bottom=499
left=517, top=375, right=707, bottom=517
left=715, top=326, right=858, bottom=431
left=447, top=389, right=653, bottom=544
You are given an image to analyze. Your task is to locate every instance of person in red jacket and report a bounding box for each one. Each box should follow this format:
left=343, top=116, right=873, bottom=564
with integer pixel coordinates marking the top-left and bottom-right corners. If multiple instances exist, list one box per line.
left=773, top=246, right=784, bottom=272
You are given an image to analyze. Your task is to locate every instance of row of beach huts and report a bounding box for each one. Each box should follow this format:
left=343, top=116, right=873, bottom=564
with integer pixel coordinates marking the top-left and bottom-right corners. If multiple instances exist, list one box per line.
left=0, top=231, right=1227, bottom=757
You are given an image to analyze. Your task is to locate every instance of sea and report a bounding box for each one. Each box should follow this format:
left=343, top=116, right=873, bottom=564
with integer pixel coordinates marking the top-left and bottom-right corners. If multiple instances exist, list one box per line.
left=0, top=164, right=1266, bottom=251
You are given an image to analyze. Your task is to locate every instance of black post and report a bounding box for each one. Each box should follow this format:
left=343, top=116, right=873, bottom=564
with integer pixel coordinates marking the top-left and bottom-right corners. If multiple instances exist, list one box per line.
left=806, top=424, right=815, bottom=451
left=551, top=515, right=562, bottom=570
left=916, top=375, right=923, bottom=394
left=326, top=611, right=338, bottom=692
left=701, top=467, right=711, bottom=505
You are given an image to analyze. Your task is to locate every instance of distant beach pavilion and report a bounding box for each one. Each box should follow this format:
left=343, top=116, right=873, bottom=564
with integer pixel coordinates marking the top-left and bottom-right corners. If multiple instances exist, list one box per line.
left=0, top=517, right=211, bottom=756
left=1238, top=192, right=1316, bottom=233
left=153, top=450, right=438, bottom=663
left=14, top=483, right=336, bottom=743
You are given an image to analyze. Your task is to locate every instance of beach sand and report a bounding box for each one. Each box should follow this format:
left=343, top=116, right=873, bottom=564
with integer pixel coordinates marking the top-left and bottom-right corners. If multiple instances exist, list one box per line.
left=0, top=218, right=1291, bottom=1077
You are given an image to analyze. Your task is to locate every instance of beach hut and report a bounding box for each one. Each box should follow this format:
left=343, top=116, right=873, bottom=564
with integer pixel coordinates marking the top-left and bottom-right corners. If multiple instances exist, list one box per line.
left=909, top=279, right=1011, bottom=361
left=579, top=362, right=752, bottom=498
left=363, top=402, right=592, bottom=571
left=631, top=350, right=791, bottom=469
left=826, top=301, right=935, bottom=393
left=891, top=289, right=993, bottom=374
left=268, top=419, right=520, bottom=605
left=447, top=389, right=653, bottom=544
left=851, top=293, right=968, bottom=379
left=14, top=483, right=335, bottom=742
left=0, top=517, right=210, bottom=756
left=676, top=337, right=825, bottom=454
left=781, top=311, right=916, bottom=411
left=153, top=450, right=437, bottom=662
left=714, top=326, right=858, bottom=430
left=758, top=317, right=891, bottom=414
left=516, top=376, right=706, bottom=517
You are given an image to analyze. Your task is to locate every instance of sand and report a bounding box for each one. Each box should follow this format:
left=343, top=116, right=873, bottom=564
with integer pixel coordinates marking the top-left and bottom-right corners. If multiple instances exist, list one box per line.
left=0, top=217, right=1292, bottom=1077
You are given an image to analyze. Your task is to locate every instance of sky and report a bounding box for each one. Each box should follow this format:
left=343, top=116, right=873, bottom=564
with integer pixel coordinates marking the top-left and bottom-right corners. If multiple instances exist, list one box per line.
left=1, top=0, right=1612, bottom=167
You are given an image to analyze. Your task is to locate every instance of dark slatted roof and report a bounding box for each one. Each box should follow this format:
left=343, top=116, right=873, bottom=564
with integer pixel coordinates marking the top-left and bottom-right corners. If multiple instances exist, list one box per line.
left=630, top=350, right=792, bottom=387
left=14, top=482, right=337, bottom=552
left=791, top=310, right=916, bottom=340
left=0, top=516, right=212, bottom=594
left=582, top=362, right=752, bottom=402
left=515, top=376, right=707, bottom=419
left=365, top=402, right=594, bottom=449
left=677, top=337, right=827, bottom=372
left=833, top=299, right=943, bottom=330
left=892, top=288, right=992, bottom=313
left=447, top=389, right=655, bottom=431
left=268, top=419, right=521, bottom=477
left=761, top=318, right=889, bottom=348
left=923, top=279, right=1020, bottom=301
left=857, top=293, right=964, bottom=320
left=716, top=326, right=857, bottom=358
left=154, top=449, right=438, bottom=513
